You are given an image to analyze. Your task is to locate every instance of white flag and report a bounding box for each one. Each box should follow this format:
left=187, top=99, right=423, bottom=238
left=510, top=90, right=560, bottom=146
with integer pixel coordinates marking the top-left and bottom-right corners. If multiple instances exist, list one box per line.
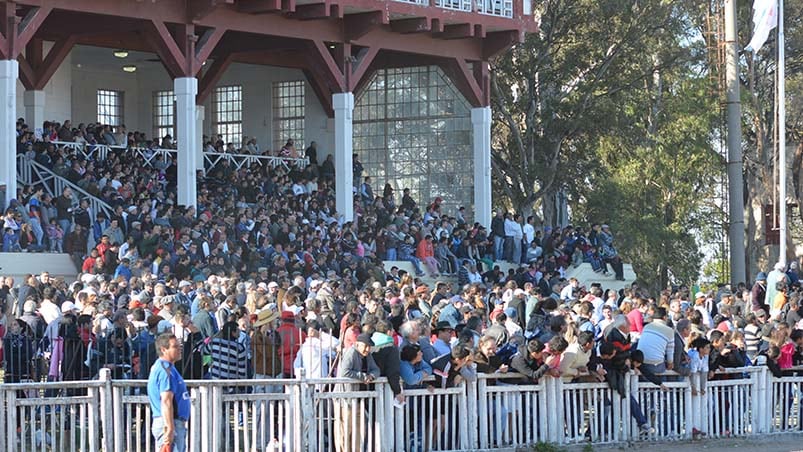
left=745, top=0, right=778, bottom=53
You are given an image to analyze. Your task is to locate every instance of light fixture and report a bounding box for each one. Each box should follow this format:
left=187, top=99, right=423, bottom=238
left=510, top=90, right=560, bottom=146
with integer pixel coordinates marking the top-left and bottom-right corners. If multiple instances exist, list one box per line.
left=113, top=49, right=129, bottom=58
left=122, top=65, right=137, bottom=73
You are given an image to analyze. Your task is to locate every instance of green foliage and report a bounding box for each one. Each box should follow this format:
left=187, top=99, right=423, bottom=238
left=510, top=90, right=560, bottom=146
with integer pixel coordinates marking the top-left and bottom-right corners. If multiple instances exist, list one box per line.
left=491, top=0, right=719, bottom=290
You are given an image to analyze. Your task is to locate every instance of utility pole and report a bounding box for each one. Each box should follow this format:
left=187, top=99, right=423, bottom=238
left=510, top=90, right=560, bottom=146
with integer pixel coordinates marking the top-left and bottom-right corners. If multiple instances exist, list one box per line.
left=724, top=0, right=746, bottom=284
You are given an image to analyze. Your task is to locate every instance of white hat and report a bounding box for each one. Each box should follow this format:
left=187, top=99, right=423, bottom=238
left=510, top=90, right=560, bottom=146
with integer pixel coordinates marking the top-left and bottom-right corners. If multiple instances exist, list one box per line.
left=257, top=282, right=268, bottom=291
left=179, top=280, right=192, bottom=289
left=268, top=281, right=279, bottom=289
left=61, top=301, right=80, bottom=313
left=775, top=262, right=785, bottom=271
left=695, top=292, right=705, bottom=299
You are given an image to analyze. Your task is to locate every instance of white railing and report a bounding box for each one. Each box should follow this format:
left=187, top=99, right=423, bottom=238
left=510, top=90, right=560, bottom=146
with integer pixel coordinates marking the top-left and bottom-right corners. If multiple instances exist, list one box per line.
left=16, top=154, right=115, bottom=221
left=393, top=0, right=517, bottom=16
left=436, top=0, right=473, bottom=12
left=48, top=141, right=310, bottom=173
left=50, top=140, right=127, bottom=162
left=476, top=0, right=513, bottom=17
left=128, top=146, right=309, bottom=172
left=1, top=366, right=795, bottom=451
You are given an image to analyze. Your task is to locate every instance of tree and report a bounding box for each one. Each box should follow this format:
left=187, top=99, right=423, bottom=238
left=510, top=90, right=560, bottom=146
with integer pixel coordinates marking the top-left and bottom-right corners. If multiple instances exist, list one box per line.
left=491, top=0, right=719, bottom=289
left=490, top=0, right=694, bottom=225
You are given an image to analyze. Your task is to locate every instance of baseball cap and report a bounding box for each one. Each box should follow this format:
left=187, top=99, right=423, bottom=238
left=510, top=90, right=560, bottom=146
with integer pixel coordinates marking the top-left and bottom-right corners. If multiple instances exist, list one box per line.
left=356, top=334, right=374, bottom=346
left=695, top=292, right=705, bottom=299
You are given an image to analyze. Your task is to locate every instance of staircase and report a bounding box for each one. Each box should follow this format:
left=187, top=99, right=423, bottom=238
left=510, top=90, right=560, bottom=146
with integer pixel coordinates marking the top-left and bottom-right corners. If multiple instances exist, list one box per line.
left=16, top=154, right=114, bottom=220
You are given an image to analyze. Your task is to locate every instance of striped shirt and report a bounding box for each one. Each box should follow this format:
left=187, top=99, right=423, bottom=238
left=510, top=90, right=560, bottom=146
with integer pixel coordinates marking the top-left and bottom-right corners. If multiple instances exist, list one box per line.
left=204, top=337, right=249, bottom=380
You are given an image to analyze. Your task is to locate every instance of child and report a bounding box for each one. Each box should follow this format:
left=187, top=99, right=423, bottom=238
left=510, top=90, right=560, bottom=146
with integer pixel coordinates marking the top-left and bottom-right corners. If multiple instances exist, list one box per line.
left=688, top=337, right=711, bottom=438
left=2, top=227, right=20, bottom=252
left=46, top=218, right=64, bottom=253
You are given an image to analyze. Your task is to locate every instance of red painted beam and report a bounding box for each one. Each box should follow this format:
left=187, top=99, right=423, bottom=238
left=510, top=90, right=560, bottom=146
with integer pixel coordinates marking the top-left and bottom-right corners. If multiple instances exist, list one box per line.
left=26, top=38, right=43, bottom=68
left=441, top=23, right=474, bottom=39
left=349, top=46, right=378, bottom=92
left=302, top=68, right=334, bottom=118
left=197, top=53, right=235, bottom=104
left=440, top=57, right=483, bottom=107
left=344, top=11, right=388, bottom=42
left=33, top=36, right=77, bottom=90
left=237, top=0, right=282, bottom=13
left=307, top=40, right=345, bottom=92
left=196, top=27, right=227, bottom=67
left=483, top=29, right=523, bottom=60
left=142, top=20, right=186, bottom=78
left=0, top=4, right=51, bottom=59
left=16, top=55, right=35, bottom=90
left=293, top=2, right=334, bottom=20
left=473, top=60, right=490, bottom=106
left=390, top=18, right=432, bottom=34
left=188, top=0, right=235, bottom=23
left=15, top=5, right=52, bottom=56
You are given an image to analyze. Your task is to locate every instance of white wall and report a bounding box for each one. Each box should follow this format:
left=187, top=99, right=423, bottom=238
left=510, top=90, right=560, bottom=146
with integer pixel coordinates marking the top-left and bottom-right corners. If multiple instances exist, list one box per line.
left=67, top=54, right=334, bottom=155
left=13, top=45, right=336, bottom=156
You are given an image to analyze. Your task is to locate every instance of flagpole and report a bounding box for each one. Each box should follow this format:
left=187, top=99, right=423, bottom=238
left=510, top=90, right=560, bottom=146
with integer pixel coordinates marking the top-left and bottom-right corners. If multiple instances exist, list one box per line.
left=778, top=0, right=787, bottom=266
left=725, top=0, right=746, bottom=285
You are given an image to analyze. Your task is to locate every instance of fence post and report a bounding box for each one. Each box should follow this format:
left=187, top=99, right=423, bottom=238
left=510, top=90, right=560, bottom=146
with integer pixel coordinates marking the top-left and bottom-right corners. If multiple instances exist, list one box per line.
left=546, top=377, right=563, bottom=443
left=377, top=381, right=389, bottom=451
left=212, top=385, right=223, bottom=451
left=299, top=371, right=316, bottom=452
left=98, top=368, right=115, bottom=452
left=683, top=376, right=694, bottom=439
left=0, top=386, right=6, bottom=452
left=458, top=381, right=469, bottom=448
left=755, top=367, right=769, bottom=434
left=199, top=385, right=210, bottom=452
left=6, top=390, right=16, bottom=448
left=466, top=378, right=479, bottom=449
left=477, top=376, right=489, bottom=447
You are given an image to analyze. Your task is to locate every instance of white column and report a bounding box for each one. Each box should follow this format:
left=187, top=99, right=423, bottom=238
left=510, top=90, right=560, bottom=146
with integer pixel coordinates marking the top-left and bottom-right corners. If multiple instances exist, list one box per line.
left=0, top=60, right=18, bottom=209
left=472, top=106, right=492, bottom=228
left=24, top=90, right=45, bottom=138
left=195, top=105, right=205, bottom=172
left=333, top=92, right=354, bottom=222
left=174, top=77, right=198, bottom=208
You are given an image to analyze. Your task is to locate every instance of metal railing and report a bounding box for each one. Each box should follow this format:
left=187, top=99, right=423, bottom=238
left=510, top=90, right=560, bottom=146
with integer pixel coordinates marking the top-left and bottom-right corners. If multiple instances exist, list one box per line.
left=128, top=146, right=309, bottom=172
left=16, top=154, right=115, bottom=221
left=0, top=366, right=793, bottom=451
left=50, top=141, right=127, bottom=162
left=391, top=0, right=516, bottom=17
left=475, top=0, right=513, bottom=17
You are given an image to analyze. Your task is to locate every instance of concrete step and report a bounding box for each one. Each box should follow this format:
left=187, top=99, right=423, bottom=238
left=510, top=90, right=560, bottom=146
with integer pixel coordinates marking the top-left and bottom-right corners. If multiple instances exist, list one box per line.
left=0, top=252, right=79, bottom=284
left=384, top=260, right=637, bottom=293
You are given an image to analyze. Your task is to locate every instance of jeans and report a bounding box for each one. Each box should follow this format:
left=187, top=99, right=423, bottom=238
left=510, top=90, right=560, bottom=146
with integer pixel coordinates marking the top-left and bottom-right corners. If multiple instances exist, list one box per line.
left=29, top=218, right=43, bottom=245
left=152, top=417, right=187, bottom=452
left=386, top=247, right=397, bottom=261
left=511, top=239, right=522, bottom=265
left=57, top=219, right=72, bottom=237
left=493, top=235, right=504, bottom=262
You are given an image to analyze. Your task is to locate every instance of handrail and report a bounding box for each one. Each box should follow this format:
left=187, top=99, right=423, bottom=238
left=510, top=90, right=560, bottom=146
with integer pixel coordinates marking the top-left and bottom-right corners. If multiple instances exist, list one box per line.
left=16, top=154, right=115, bottom=221
left=128, top=145, right=309, bottom=171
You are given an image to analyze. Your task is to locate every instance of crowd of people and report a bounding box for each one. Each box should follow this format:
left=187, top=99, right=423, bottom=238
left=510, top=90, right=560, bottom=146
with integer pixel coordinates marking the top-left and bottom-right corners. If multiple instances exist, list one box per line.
left=7, top=116, right=803, bottom=449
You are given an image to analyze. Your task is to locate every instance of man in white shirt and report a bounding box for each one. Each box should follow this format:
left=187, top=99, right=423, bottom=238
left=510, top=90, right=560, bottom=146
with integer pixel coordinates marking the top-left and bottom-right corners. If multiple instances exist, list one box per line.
left=560, top=278, right=579, bottom=301
left=293, top=320, right=340, bottom=379
left=39, top=287, right=62, bottom=325
left=523, top=216, right=536, bottom=247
